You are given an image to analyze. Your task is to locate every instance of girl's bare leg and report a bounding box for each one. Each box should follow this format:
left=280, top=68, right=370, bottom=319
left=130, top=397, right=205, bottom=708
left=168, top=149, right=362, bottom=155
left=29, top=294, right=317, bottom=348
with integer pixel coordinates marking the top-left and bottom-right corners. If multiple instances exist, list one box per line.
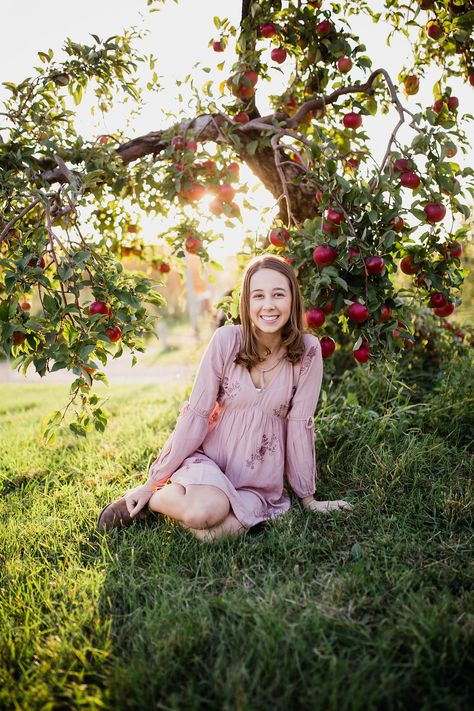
left=184, top=511, right=247, bottom=542
left=148, top=482, right=231, bottom=529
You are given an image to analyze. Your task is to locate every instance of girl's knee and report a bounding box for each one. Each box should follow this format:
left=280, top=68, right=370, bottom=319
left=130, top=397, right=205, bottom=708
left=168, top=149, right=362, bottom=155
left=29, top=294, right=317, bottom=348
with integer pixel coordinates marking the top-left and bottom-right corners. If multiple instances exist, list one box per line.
left=181, top=502, right=227, bottom=530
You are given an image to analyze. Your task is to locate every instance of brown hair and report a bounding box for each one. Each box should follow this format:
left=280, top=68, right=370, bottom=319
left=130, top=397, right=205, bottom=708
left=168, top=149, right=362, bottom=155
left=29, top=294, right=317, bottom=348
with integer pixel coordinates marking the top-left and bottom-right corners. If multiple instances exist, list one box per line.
left=233, top=253, right=307, bottom=370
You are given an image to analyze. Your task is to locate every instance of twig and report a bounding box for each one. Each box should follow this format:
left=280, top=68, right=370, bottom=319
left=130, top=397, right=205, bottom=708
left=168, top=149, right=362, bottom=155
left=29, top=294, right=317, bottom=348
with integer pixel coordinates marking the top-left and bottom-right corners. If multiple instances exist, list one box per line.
left=271, top=134, right=298, bottom=228
left=0, top=198, right=41, bottom=243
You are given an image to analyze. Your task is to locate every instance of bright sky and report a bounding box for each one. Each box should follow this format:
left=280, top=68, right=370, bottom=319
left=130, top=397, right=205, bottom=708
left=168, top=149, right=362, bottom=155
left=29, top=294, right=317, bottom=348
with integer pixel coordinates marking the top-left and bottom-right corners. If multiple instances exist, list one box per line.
left=2, top=0, right=472, bottom=263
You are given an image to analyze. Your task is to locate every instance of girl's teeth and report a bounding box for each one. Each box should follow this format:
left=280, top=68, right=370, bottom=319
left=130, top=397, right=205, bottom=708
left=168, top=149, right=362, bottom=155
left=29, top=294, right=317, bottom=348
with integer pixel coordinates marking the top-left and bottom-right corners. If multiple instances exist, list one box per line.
left=261, top=315, right=278, bottom=321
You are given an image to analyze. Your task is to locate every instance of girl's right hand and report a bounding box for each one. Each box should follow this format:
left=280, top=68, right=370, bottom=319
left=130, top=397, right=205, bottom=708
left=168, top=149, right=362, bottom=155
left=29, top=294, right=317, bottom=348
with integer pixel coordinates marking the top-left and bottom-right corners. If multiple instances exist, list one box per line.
left=123, top=484, right=154, bottom=517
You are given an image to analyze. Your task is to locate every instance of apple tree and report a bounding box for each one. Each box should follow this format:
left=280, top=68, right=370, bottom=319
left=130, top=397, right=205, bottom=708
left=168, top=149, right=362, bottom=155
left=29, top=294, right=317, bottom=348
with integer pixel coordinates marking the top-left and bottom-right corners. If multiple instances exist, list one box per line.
left=1, top=0, right=473, bottom=438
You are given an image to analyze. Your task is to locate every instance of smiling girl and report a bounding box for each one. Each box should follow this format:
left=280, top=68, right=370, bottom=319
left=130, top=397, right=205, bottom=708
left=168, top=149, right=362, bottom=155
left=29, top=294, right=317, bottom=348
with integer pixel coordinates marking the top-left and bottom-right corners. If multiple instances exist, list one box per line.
left=97, top=253, right=351, bottom=540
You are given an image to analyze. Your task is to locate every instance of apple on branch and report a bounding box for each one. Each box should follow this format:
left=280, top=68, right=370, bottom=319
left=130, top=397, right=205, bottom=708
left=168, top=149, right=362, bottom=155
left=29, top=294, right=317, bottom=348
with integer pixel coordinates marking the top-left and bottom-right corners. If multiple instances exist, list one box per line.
left=269, top=227, right=290, bottom=248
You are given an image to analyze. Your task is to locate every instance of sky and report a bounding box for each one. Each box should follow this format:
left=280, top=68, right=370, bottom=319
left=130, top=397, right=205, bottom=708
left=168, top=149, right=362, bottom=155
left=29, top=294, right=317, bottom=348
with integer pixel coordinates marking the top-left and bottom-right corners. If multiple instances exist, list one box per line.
left=1, top=0, right=472, bottom=263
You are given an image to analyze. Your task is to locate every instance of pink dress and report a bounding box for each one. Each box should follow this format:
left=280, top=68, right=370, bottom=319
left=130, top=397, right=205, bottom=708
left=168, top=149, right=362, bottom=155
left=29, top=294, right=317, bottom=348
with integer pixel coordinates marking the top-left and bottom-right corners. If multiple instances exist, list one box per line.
left=146, top=325, right=323, bottom=529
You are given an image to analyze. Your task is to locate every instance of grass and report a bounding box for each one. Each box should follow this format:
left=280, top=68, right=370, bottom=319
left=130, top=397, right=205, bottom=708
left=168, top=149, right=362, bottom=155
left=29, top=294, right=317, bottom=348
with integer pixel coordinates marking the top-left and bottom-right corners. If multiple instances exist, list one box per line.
left=0, top=357, right=473, bottom=710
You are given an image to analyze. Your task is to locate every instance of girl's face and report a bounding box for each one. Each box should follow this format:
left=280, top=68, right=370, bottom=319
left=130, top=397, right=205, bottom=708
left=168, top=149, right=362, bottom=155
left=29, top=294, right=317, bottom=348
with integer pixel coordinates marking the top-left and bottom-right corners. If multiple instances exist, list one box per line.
left=248, top=268, right=292, bottom=336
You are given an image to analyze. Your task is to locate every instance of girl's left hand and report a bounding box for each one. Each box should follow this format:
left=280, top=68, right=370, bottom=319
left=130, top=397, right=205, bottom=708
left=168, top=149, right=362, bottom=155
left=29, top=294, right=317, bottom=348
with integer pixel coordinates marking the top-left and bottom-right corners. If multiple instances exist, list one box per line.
left=303, top=498, right=353, bottom=513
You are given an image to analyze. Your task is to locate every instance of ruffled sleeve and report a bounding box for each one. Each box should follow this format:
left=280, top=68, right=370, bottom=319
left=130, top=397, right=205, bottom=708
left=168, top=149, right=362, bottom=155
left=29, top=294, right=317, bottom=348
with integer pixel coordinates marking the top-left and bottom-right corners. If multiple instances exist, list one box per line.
left=146, top=327, right=228, bottom=490
left=285, top=336, right=323, bottom=498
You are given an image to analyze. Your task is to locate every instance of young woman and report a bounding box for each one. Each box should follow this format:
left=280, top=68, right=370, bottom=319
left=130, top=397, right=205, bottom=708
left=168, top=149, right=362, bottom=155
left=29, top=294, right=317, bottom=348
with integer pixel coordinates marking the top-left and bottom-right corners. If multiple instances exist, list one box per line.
left=97, top=253, right=351, bottom=540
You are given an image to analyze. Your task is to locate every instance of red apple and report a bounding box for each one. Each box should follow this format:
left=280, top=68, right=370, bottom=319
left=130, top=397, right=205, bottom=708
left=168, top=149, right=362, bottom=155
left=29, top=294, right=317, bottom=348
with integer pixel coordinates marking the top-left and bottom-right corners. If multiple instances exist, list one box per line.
left=306, top=308, right=325, bottom=328
left=326, top=208, right=344, bottom=225
left=171, top=135, right=184, bottom=150
left=89, top=300, right=110, bottom=316
left=316, top=20, right=332, bottom=36
left=209, top=197, right=224, bottom=216
left=347, top=302, right=369, bottom=323
left=322, top=221, right=338, bottom=234
left=12, top=331, right=26, bottom=346
left=313, top=245, right=337, bottom=267
left=469, top=73, right=474, bottom=87
left=234, top=111, right=250, bottom=124
left=269, top=227, right=290, bottom=248
left=322, top=301, right=334, bottom=314
left=243, top=70, right=258, bottom=86
left=400, top=256, right=419, bottom=275
left=392, top=158, right=409, bottom=173
left=353, top=342, right=370, bottom=363
left=444, top=241, right=462, bottom=259
left=186, top=140, right=198, bottom=151
left=434, top=302, right=455, bottom=317
left=174, top=162, right=185, bottom=171
left=391, top=216, right=404, bottom=232
left=238, top=83, right=255, bottom=100
left=424, top=203, right=446, bottom=223
left=447, top=96, right=459, bottom=110
left=337, top=56, right=352, bottom=73
left=404, top=75, right=419, bottom=95
left=271, top=47, right=287, bottom=64
left=380, top=304, right=392, bottom=322
left=182, top=183, right=205, bottom=201
left=260, top=22, right=277, bottom=38
left=430, top=292, right=447, bottom=308
left=105, top=327, right=122, bottom=343
left=20, top=301, right=31, bottom=311
left=343, top=112, right=362, bottom=129
left=159, top=263, right=170, bottom=273
left=28, top=256, right=46, bottom=269
left=213, top=40, right=224, bottom=52
left=184, top=234, right=202, bottom=253
left=320, top=336, right=336, bottom=358
left=98, top=135, right=108, bottom=145
left=400, top=171, right=421, bottom=189
left=433, top=99, right=446, bottom=113
left=365, top=256, right=385, bottom=275
left=427, top=22, right=443, bottom=40
left=348, top=247, right=361, bottom=263
left=217, top=184, right=235, bottom=203
left=228, top=161, right=240, bottom=176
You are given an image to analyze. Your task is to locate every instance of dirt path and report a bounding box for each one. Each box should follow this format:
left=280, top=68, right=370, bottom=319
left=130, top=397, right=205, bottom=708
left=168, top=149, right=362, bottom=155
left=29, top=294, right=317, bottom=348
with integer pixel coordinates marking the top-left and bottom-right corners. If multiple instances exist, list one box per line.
left=0, top=355, right=196, bottom=386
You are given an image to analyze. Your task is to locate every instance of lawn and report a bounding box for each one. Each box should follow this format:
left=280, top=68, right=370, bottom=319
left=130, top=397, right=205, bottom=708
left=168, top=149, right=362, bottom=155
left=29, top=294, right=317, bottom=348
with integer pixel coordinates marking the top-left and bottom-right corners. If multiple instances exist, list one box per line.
left=0, top=356, right=472, bottom=710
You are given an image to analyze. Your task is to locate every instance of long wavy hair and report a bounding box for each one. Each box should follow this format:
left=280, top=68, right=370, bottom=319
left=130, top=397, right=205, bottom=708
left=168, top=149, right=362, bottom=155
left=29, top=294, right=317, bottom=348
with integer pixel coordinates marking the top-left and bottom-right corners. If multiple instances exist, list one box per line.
left=233, top=254, right=308, bottom=370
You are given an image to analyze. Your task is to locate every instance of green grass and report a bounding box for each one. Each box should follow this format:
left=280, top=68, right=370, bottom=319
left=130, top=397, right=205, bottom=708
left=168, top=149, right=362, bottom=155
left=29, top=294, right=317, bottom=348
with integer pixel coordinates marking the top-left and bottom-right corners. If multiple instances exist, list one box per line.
left=0, top=359, right=473, bottom=710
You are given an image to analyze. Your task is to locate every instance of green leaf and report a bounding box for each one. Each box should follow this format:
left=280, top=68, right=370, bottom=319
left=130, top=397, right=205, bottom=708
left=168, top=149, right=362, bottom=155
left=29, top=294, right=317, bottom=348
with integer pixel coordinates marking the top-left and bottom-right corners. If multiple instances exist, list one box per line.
left=246, top=140, right=259, bottom=156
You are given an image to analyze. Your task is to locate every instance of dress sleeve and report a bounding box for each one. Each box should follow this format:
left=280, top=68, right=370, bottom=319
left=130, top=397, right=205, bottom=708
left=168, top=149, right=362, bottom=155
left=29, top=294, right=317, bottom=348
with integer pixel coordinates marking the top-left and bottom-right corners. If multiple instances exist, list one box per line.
left=285, top=336, right=323, bottom=498
left=145, top=327, right=227, bottom=490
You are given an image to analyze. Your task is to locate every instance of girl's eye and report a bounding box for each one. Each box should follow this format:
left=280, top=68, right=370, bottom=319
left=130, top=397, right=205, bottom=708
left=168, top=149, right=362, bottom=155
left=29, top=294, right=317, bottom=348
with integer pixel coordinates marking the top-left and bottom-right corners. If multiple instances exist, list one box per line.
left=254, top=293, right=284, bottom=298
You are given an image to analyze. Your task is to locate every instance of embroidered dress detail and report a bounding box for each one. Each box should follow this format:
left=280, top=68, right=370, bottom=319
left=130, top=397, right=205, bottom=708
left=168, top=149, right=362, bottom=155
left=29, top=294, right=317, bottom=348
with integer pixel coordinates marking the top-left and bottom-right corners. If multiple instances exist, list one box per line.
left=245, top=433, right=280, bottom=470
left=300, top=346, right=319, bottom=377
left=217, top=376, right=241, bottom=401
left=272, top=399, right=292, bottom=418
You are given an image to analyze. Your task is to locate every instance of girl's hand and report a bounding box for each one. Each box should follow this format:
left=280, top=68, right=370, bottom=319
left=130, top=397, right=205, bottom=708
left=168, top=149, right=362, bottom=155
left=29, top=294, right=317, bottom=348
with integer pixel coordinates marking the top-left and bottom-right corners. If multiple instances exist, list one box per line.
left=301, top=497, right=353, bottom=513
left=123, top=483, right=154, bottom=517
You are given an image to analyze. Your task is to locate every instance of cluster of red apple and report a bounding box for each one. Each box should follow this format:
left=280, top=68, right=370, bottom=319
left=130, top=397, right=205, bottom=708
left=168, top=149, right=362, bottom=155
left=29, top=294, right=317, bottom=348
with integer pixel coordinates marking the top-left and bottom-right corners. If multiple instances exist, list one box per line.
left=88, top=300, right=122, bottom=342
left=170, top=135, right=241, bottom=219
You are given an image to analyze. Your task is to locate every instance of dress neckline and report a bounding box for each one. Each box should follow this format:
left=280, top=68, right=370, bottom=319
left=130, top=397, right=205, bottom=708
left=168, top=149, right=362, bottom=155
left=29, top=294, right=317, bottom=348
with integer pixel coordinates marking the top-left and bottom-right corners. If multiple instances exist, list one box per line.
left=237, top=325, right=287, bottom=393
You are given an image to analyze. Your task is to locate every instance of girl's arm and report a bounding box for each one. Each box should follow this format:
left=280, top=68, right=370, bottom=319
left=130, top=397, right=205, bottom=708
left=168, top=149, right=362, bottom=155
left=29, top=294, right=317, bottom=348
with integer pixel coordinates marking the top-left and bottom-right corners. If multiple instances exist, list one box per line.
left=285, top=336, right=323, bottom=501
left=144, top=326, right=228, bottom=491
